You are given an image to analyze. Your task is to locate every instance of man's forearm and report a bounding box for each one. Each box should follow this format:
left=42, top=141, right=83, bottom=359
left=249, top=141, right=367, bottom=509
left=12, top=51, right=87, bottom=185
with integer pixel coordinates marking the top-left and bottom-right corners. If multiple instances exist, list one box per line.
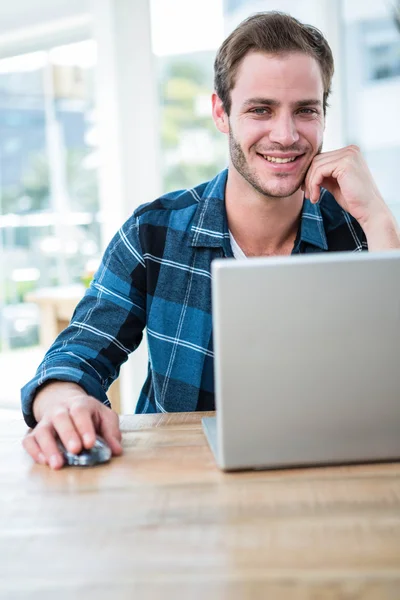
left=361, top=211, right=400, bottom=251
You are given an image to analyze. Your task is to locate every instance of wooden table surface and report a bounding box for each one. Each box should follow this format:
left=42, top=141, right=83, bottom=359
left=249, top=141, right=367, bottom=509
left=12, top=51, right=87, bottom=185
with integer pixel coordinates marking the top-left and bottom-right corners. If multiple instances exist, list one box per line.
left=1, top=411, right=400, bottom=599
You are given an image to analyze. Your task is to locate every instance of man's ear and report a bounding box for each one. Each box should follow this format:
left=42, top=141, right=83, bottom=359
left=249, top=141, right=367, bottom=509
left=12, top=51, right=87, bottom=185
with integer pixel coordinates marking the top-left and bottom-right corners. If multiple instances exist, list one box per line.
left=212, top=93, right=229, bottom=134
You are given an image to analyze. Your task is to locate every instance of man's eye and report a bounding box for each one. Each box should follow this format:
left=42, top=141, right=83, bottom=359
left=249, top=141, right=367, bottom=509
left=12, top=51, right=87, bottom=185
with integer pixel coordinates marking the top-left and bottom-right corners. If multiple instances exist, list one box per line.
left=250, top=108, right=269, bottom=115
left=298, top=108, right=317, bottom=115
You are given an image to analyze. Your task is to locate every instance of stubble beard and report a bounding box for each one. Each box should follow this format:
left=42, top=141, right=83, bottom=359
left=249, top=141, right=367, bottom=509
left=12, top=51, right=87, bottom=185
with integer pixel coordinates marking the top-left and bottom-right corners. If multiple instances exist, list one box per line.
left=228, top=127, right=322, bottom=199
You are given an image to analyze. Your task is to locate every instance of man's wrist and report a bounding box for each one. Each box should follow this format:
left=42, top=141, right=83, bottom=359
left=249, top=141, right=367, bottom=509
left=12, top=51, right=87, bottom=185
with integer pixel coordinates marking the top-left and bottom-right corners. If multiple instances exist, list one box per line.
left=359, top=208, right=400, bottom=251
left=32, top=381, right=88, bottom=422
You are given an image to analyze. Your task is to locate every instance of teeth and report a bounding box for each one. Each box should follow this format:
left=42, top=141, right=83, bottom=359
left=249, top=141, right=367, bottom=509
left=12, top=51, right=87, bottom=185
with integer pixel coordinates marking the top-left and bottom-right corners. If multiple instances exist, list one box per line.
left=263, top=155, right=297, bottom=163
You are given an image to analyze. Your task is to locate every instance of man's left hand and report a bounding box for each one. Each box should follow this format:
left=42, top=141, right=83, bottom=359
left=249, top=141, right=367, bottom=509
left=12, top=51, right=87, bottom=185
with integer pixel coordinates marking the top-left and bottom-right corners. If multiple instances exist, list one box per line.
left=304, top=145, right=400, bottom=250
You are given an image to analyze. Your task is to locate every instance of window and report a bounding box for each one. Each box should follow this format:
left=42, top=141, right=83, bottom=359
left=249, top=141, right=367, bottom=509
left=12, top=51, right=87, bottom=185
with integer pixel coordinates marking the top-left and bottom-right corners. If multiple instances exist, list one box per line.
left=151, top=0, right=226, bottom=193
left=157, top=52, right=227, bottom=192
left=343, top=3, right=400, bottom=223
left=0, top=41, right=99, bottom=408
left=363, top=20, right=400, bottom=81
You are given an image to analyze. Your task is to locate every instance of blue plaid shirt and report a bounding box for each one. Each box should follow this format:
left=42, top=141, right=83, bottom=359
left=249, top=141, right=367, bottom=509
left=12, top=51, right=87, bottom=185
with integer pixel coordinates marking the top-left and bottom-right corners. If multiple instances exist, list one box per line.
left=21, top=169, right=367, bottom=427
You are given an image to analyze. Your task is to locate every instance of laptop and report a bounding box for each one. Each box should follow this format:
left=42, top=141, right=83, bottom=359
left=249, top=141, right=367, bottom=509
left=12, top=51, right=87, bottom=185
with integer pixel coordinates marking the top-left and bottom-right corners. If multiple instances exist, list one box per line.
left=202, top=250, right=400, bottom=471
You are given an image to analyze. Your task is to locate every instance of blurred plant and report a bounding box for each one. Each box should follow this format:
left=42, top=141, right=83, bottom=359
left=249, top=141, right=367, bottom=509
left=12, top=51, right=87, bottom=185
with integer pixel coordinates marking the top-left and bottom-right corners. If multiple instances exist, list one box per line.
left=159, top=55, right=226, bottom=192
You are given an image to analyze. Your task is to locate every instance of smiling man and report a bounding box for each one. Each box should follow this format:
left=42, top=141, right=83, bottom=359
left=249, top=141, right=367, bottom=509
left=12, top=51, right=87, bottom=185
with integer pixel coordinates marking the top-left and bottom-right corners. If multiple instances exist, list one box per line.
left=215, top=50, right=326, bottom=257
left=21, top=12, right=400, bottom=469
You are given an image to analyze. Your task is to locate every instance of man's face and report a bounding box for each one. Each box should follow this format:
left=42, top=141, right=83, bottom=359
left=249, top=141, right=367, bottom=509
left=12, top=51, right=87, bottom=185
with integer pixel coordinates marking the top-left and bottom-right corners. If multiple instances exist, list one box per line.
left=224, top=51, right=325, bottom=198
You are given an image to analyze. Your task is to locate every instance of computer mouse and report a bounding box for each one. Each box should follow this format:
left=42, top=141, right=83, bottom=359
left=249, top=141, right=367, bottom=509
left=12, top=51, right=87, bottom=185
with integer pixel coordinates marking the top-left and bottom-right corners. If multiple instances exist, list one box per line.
left=56, top=435, right=112, bottom=467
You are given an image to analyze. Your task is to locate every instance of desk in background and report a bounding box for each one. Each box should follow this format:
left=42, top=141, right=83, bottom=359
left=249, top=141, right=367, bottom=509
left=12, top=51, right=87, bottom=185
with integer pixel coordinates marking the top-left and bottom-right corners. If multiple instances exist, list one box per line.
left=26, top=285, right=121, bottom=413
left=1, top=411, right=399, bottom=598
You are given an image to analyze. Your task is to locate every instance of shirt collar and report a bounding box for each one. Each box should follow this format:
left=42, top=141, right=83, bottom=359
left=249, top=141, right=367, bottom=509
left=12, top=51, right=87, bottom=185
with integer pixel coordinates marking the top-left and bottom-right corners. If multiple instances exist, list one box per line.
left=299, top=195, right=328, bottom=251
left=189, top=169, right=231, bottom=254
left=189, top=169, right=328, bottom=252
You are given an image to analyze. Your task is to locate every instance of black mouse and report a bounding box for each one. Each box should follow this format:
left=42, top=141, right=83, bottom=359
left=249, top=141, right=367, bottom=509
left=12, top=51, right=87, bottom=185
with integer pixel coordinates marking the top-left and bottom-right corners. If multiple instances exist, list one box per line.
left=56, top=435, right=112, bottom=467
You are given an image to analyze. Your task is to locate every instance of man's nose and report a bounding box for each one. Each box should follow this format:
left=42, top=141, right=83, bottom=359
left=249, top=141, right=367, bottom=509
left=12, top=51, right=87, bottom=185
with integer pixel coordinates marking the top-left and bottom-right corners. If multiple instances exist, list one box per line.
left=268, top=114, right=299, bottom=146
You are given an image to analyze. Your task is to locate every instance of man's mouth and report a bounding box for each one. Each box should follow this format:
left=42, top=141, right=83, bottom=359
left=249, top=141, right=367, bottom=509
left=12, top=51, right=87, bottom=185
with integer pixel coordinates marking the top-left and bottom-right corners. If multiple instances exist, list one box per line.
left=256, top=153, right=307, bottom=174
left=257, top=153, right=305, bottom=164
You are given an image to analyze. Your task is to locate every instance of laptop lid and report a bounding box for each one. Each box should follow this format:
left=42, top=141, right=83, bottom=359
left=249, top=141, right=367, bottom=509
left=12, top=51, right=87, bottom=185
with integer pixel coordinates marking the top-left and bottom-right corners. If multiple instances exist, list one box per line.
left=211, top=251, right=400, bottom=470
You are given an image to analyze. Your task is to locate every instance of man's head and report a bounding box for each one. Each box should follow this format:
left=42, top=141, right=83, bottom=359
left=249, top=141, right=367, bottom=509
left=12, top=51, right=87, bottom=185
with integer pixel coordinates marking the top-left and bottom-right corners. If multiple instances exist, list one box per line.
left=214, top=11, right=334, bottom=117
left=212, top=12, right=334, bottom=199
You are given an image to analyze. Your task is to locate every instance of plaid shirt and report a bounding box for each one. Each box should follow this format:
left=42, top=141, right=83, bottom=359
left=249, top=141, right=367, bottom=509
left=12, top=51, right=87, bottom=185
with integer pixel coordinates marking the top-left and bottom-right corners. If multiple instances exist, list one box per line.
left=21, top=169, right=367, bottom=427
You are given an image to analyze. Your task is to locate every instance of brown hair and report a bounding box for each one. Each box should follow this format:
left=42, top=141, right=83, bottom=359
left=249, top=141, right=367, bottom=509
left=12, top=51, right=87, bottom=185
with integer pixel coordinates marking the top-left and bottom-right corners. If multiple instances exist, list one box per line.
left=214, top=11, right=334, bottom=115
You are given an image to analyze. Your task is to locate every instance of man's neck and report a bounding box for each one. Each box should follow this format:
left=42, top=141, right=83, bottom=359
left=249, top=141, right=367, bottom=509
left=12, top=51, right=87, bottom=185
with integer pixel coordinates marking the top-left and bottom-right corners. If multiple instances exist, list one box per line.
left=225, top=168, right=304, bottom=257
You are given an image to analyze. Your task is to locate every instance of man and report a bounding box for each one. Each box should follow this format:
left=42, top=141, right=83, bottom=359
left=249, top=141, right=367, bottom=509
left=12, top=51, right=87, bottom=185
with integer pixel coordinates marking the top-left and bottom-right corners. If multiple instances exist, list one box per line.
left=21, top=12, right=400, bottom=469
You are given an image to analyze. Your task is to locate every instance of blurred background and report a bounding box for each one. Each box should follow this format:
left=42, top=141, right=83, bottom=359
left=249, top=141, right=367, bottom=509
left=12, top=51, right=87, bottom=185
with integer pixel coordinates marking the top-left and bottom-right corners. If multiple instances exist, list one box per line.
left=1, top=0, right=399, bottom=416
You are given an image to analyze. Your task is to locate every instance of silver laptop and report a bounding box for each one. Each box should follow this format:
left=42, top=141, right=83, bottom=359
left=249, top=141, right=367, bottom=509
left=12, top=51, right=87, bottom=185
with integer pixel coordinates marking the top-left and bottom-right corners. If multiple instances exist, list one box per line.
left=202, top=251, right=400, bottom=471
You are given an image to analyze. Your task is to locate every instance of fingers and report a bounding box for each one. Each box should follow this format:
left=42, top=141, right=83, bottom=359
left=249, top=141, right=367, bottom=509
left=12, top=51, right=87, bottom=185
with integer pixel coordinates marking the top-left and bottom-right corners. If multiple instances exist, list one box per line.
left=305, top=157, right=336, bottom=203
left=68, top=400, right=97, bottom=450
left=23, top=403, right=97, bottom=469
left=22, top=394, right=123, bottom=468
left=52, top=406, right=83, bottom=455
left=305, top=146, right=361, bottom=203
left=30, top=421, right=65, bottom=470
left=99, top=410, right=123, bottom=456
left=22, top=433, right=47, bottom=466
left=309, top=169, right=324, bottom=204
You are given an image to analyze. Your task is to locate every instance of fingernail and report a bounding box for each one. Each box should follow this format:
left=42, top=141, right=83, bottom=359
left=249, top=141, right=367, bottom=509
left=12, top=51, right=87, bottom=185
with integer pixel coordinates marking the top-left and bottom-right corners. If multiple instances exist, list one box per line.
left=50, top=455, right=60, bottom=469
left=68, top=439, right=79, bottom=452
left=38, top=453, right=46, bottom=465
left=83, top=433, right=94, bottom=447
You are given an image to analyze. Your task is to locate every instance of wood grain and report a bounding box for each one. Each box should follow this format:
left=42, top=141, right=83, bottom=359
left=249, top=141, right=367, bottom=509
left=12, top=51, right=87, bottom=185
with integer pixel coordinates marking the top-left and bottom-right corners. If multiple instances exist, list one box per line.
left=1, top=411, right=400, bottom=599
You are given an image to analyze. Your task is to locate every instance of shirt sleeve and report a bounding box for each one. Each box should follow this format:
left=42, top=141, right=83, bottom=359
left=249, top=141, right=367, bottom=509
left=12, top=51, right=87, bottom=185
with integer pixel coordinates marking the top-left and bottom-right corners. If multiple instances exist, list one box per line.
left=21, top=213, right=147, bottom=428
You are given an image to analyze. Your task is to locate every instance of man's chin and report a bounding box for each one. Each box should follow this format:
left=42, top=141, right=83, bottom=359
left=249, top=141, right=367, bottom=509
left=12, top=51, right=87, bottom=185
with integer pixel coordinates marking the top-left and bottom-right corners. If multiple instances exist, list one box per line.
left=254, top=161, right=311, bottom=198
left=257, top=181, right=304, bottom=199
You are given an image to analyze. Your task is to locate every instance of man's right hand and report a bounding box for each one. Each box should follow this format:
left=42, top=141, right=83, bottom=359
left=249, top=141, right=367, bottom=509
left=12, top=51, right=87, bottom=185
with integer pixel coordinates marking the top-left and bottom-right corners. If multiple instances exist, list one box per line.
left=22, top=381, right=123, bottom=469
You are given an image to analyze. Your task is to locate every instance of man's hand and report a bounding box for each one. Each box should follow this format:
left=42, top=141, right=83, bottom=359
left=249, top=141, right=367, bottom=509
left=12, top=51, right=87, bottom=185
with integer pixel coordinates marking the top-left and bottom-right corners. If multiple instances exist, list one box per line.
left=304, top=145, right=400, bottom=250
left=22, top=381, right=123, bottom=470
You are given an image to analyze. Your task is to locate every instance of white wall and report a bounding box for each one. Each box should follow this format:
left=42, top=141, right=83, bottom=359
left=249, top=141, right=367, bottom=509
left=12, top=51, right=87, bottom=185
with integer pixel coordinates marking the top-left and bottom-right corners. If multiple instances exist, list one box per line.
left=0, top=0, right=89, bottom=34
left=360, top=81, right=400, bottom=150
left=0, top=0, right=91, bottom=57
left=342, top=0, right=388, bottom=23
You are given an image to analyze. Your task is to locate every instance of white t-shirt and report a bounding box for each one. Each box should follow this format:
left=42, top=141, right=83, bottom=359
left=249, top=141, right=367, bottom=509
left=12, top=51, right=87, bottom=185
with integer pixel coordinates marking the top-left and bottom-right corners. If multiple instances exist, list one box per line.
left=229, top=231, right=247, bottom=259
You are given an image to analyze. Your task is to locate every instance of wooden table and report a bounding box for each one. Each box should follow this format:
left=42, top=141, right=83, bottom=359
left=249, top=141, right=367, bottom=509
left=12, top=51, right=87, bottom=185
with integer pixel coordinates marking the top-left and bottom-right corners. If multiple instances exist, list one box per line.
left=1, top=412, right=400, bottom=599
